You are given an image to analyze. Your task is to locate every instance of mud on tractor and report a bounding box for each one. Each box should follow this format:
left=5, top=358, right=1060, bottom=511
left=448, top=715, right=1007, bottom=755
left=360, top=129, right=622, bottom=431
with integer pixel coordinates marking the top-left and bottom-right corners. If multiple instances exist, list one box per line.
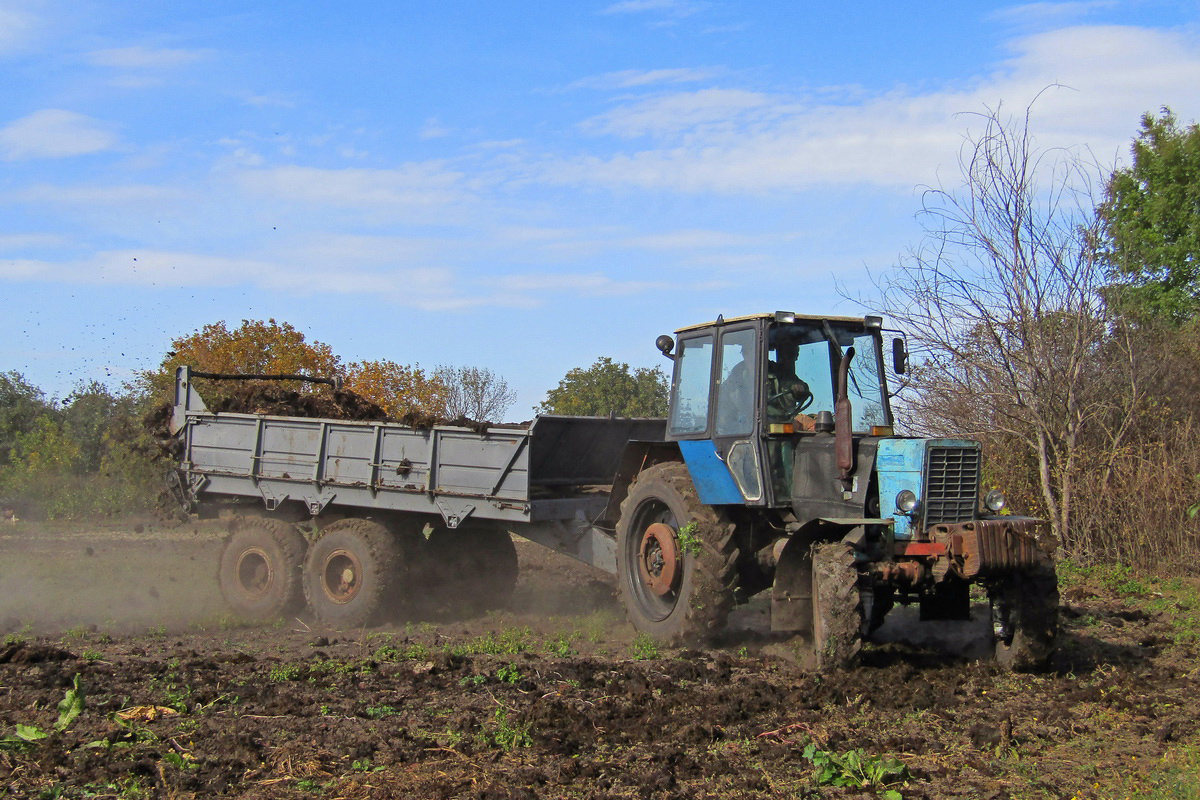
left=166, top=311, right=1057, bottom=669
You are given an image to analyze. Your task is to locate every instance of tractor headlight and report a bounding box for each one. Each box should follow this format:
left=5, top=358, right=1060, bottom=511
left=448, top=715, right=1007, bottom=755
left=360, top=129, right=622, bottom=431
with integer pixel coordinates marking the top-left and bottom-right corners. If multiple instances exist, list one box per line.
left=895, top=489, right=918, bottom=514
left=985, top=489, right=1007, bottom=513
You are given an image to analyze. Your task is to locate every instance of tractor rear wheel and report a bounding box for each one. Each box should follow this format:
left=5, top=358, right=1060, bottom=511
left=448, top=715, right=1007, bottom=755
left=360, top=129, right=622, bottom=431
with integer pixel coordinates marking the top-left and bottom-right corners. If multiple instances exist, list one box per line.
left=218, top=517, right=307, bottom=621
left=615, top=462, right=739, bottom=644
left=991, top=565, right=1059, bottom=671
left=811, top=542, right=863, bottom=670
left=303, top=519, right=401, bottom=629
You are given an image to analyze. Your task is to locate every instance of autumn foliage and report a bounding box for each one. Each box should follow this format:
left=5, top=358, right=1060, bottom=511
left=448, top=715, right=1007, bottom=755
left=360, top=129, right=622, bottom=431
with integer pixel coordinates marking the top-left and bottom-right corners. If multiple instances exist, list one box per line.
left=142, top=318, right=512, bottom=422
left=143, top=319, right=342, bottom=402
left=343, top=359, right=448, bottom=419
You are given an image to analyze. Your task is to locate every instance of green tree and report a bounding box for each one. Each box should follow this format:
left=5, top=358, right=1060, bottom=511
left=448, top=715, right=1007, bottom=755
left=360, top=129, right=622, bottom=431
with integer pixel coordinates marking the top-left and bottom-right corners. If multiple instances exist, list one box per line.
left=539, top=357, right=668, bottom=417
left=0, top=371, right=53, bottom=466
left=61, top=382, right=121, bottom=473
left=1098, top=107, right=1200, bottom=322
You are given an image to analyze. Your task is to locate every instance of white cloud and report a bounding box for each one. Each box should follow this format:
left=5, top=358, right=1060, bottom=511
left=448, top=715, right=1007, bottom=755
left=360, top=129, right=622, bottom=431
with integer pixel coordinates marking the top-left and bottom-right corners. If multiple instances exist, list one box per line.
left=0, top=2, right=42, bottom=57
left=11, top=183, right=185, bottom=206
left=570, top=67, right=720, bottom=90
left=0, top=247, right=653, bottom=312
left=238, top=163, right=473, bottom=214
left=600, top=0, right=703, bottom=17
left=541, top=25, right=1200, bottom=194
left=488, top=272, right=666, bottom=296
left=474, top=138, right=525, bottom=150
left=0, top=233, right=64, bottom=250
left=991, top=2, right=1118, bottom=27
left=243, top=93, right=298, bottom=108
left=86, top=45, right=207, bottom=69
left=419, top=117, right=451, bottom=140
left=582, top=88, right=775, bottom=138
left=0, top=259, right=46, bottom=279
left=0, top=249, right=472, bottom=307
left=0, top=110, right=117, bottom=160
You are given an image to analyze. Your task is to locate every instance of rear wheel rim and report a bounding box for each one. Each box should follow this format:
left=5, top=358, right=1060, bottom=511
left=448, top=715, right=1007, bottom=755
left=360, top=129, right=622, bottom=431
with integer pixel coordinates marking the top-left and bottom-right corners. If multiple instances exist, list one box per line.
left=321, top=548, right=364, bottom=604
left=626, top=500, right=680, bottom=622
left=235, top=547, right=273, bottom=600
left=639, top=522, right=681, bottom=596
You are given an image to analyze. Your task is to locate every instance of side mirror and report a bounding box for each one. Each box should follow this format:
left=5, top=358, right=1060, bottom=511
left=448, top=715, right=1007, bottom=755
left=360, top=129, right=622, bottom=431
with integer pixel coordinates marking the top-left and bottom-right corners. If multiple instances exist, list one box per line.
left=892, top=337, right=908, bottom=375
left=655, top=334, right=675, bottom=360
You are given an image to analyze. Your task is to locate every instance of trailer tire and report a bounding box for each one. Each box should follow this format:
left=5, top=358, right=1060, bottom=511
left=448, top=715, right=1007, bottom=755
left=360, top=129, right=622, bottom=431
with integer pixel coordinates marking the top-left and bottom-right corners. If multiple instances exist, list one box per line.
left=304, top=519, right=400, bottom=629
left=422, top=527, right=519, bottom=616
left=616, top=462, right=739, bottom=644
left=218, top=517, right=307, bottom=621
left=811, top=542, right=863, bottom=670
left=991, top=565, right=1059, bottom=671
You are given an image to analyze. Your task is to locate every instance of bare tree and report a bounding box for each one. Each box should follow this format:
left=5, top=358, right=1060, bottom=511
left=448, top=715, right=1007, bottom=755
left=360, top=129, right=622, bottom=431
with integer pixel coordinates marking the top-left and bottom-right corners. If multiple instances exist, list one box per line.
left=435, top=366, right=518, bottom=422
left=875, top=102, right=1139, bottom=550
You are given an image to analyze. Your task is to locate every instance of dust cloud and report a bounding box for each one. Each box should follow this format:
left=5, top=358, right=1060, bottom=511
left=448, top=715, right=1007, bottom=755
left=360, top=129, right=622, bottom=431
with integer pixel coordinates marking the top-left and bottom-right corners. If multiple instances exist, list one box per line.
left=0, top=520, right=227, bottom=635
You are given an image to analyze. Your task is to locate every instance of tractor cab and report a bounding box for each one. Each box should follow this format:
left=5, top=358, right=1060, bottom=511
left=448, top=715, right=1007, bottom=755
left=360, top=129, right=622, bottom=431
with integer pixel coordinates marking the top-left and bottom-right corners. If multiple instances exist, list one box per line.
left=657, top=311, right=902, bottom=510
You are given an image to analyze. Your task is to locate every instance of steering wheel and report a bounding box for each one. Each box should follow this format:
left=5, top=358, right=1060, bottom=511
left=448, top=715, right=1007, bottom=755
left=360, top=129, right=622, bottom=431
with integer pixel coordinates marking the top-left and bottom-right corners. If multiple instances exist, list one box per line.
left=769, top=380, right=813, bottom=416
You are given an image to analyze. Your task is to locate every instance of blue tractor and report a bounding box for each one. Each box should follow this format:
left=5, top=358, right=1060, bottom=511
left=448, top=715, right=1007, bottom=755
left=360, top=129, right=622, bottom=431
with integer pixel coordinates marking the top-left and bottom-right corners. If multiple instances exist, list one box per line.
left=611, top=311, right=1057, bottom=669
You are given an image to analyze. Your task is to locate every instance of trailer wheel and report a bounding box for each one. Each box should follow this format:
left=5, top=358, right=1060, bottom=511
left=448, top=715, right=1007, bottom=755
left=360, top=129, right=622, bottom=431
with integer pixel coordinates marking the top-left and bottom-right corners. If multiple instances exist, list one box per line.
left=218, top=517, right=307, bottom=621
left=991, top=565, right=1059, bottom=671
left=422, top=528, right=519, bottom=616
left=304, top=519, right=400, bottom=628
left=811, top=542, right=863, bottom=670
left=616, top=462, right=739, bottom=644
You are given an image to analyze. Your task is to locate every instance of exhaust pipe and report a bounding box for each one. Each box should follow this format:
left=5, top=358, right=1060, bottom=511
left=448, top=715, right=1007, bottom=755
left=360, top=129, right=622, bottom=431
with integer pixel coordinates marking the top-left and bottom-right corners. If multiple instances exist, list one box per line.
left=835, top=347, right=855, bottom=487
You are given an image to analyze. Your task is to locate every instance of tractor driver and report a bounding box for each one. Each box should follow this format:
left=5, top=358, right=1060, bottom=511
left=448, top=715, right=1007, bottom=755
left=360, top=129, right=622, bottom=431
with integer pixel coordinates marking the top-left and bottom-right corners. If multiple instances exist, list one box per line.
left=767, top=342, right=817, bottom=431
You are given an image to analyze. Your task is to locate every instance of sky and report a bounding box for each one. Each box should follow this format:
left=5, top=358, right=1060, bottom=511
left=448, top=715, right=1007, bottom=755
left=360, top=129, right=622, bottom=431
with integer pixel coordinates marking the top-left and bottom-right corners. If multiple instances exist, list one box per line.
left=2, top=1, right=1200, bottom=419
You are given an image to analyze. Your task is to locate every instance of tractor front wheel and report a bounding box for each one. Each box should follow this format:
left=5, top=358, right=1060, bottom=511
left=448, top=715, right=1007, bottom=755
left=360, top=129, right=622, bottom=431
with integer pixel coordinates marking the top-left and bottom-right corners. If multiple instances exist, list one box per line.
left=990, top=565, right=1059, bottom=671
left=615, top=462, right=739, bottom=644
left=811, top=542, right=863, bottom=670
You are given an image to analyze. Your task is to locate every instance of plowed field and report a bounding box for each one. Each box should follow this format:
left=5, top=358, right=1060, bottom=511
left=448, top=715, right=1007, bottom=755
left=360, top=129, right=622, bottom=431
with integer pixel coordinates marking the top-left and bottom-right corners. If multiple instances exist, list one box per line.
left=1, top=519, right=1198, bottom=799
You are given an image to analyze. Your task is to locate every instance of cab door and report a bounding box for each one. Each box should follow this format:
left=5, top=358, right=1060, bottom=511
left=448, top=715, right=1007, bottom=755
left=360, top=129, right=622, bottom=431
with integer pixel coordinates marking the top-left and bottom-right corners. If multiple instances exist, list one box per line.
left=711, top=325, right=766, bottom=504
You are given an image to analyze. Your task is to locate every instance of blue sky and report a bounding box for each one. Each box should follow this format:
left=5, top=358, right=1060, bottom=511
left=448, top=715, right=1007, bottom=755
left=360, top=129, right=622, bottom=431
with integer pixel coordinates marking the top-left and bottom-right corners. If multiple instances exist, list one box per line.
left=3, top=1, right=1199, bottom=418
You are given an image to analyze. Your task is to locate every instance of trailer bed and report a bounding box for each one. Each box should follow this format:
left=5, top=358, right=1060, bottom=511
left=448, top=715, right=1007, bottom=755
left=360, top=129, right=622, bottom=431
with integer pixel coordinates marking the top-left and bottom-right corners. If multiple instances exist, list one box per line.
left=171, top=368, right=665, bottom=528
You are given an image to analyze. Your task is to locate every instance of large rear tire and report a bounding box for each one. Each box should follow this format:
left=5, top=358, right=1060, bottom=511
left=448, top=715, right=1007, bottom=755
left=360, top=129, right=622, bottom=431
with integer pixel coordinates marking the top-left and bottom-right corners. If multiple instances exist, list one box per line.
left=811, top=542, right=863, bottom=670
left=303, top=519, right=400, bottom=629
left=615, top=462, right=739, bottom=644
left=218, top=517, right=307, bottom=621
left=991, top=565, right=1059, bottom=671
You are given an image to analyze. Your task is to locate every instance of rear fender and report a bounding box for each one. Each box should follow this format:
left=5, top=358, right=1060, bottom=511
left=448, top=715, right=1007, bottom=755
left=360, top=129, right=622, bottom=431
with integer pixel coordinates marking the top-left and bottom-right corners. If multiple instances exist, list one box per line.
left=599, top=441, right=682, bottom=528
left=770, top=519, right=877, bottom=632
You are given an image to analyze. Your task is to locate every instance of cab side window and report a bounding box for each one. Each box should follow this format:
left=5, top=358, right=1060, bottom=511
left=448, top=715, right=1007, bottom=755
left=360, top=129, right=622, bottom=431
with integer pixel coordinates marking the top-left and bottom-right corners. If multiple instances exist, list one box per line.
left=668, top=335, right=714, bottom=436
left=715, top=328, right=756, bottom=437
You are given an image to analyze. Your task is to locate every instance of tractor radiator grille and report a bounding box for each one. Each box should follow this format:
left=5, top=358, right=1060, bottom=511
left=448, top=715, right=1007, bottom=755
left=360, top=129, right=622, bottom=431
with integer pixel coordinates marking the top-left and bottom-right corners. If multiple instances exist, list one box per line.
left=924, top=446, right=980, bottom=525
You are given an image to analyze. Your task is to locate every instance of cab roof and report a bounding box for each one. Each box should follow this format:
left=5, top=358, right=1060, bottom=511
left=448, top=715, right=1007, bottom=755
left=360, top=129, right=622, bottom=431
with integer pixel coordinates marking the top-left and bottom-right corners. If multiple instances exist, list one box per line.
left=674, top=312, right=871, bottom=335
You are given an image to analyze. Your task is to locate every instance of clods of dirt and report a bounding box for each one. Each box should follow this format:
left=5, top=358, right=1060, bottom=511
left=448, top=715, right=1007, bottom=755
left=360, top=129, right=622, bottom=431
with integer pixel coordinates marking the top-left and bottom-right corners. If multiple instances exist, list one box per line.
left=0, top=641, right=76, bottom=664
left=3, top=526, right=1200, bottom=799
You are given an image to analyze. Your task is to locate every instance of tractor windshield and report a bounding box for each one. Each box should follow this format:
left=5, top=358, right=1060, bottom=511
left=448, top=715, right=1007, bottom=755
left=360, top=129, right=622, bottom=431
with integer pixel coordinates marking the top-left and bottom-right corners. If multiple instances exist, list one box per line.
left=768, top=321, right=890, bottom=433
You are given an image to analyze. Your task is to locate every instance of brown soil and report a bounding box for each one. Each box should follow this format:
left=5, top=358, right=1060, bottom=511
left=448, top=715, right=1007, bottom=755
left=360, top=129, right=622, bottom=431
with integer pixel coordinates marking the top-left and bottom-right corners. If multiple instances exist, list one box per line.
left=1, top=521, right=1198, bottom=799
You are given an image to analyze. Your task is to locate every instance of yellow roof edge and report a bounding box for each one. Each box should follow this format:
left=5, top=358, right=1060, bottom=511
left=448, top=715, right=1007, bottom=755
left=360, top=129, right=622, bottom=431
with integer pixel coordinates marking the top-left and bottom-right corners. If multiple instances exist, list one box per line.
left=673, top=312, right=871, bottom=335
